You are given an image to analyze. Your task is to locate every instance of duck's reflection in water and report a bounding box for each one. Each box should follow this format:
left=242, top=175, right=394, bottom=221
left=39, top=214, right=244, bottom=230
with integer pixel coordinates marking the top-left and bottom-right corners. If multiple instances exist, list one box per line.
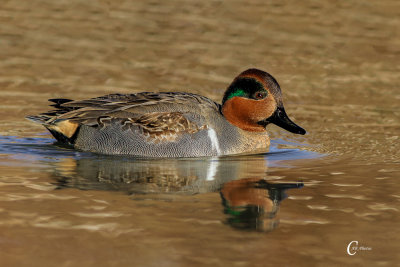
left=220, top=178, right=303, bottom=232
left=53, top=156, right=246, bottom=194
left=53, top=155, right=303, bottom=232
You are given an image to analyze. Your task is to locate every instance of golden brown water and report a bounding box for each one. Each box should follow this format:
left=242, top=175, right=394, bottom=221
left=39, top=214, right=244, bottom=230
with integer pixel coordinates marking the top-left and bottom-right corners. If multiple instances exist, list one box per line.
left=1, top=0, right=399, bottom=266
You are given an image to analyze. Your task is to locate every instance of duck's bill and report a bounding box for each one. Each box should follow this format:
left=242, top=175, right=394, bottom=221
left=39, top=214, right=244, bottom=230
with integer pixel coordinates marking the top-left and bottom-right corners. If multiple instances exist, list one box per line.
left=259, top=107, right=306, bottom=135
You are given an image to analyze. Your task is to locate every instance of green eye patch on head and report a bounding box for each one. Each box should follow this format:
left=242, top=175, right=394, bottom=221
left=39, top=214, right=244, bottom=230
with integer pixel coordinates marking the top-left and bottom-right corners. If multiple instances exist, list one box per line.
left=222, top=77, right=266, bottom=104
left=227, top=89, right=246, bottom=99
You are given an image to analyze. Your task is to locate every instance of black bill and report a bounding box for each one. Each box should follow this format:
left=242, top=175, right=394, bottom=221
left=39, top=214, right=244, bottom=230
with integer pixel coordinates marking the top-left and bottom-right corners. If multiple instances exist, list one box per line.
left=258, top=107, right=306, bottom=135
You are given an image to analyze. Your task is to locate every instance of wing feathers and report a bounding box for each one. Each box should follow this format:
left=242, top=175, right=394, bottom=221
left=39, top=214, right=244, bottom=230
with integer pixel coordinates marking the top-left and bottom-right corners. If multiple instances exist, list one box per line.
left=98, top=112, right=207, bottom=142
left=27, top=92, right=218, bottom=143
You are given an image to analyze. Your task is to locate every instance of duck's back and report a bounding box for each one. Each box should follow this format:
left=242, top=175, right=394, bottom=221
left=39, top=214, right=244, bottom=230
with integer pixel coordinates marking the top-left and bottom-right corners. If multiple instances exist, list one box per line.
left=28, top=92, right=248, bottom=157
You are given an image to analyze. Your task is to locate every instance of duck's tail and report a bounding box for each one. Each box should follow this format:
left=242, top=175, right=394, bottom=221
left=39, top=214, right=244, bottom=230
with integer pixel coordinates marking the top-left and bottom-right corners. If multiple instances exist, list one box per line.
left=25, top=114, right=49, bottom=124
left=26, top=98, right=78, bottom=144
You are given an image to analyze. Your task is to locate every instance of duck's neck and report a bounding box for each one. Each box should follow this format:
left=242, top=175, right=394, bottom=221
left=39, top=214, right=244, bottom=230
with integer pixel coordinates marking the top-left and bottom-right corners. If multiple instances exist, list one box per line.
left=221, top=98, right=267, bottom=132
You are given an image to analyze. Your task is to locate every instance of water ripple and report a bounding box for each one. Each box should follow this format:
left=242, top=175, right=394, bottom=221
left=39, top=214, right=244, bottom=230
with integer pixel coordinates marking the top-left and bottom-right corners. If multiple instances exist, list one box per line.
left=71, top=212, right=125, bottom=218
left=325, top=194, right=369, bottom=200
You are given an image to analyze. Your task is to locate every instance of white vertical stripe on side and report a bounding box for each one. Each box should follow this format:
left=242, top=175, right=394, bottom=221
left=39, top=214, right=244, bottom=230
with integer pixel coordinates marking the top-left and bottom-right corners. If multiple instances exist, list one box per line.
left=207, top=129, right=221, bottom=155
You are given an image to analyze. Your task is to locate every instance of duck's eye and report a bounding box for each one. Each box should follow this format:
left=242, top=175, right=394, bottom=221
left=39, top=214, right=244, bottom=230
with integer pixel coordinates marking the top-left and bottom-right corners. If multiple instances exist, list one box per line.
left=254, top=91, right=267, bottom=100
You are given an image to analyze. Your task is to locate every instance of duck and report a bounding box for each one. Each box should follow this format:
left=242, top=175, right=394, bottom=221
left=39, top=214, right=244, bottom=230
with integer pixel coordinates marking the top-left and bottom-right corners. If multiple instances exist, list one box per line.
left=27, top=68, right=306, bottom=157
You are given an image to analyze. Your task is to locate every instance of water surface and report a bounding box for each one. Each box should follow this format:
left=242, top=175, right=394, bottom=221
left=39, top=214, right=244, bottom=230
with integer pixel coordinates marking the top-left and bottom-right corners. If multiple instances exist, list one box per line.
left=0, top=0, right=399, bottom=266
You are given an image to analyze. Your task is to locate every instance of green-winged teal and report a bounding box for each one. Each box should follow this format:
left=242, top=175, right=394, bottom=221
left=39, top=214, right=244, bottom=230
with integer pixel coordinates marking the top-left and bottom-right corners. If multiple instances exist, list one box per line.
left=27, top=69, right=306, bottom=157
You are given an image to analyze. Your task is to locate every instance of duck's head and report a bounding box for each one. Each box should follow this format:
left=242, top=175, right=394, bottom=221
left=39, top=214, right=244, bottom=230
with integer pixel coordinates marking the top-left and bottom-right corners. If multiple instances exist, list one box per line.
left=222, top=68, right=306, bottom=134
